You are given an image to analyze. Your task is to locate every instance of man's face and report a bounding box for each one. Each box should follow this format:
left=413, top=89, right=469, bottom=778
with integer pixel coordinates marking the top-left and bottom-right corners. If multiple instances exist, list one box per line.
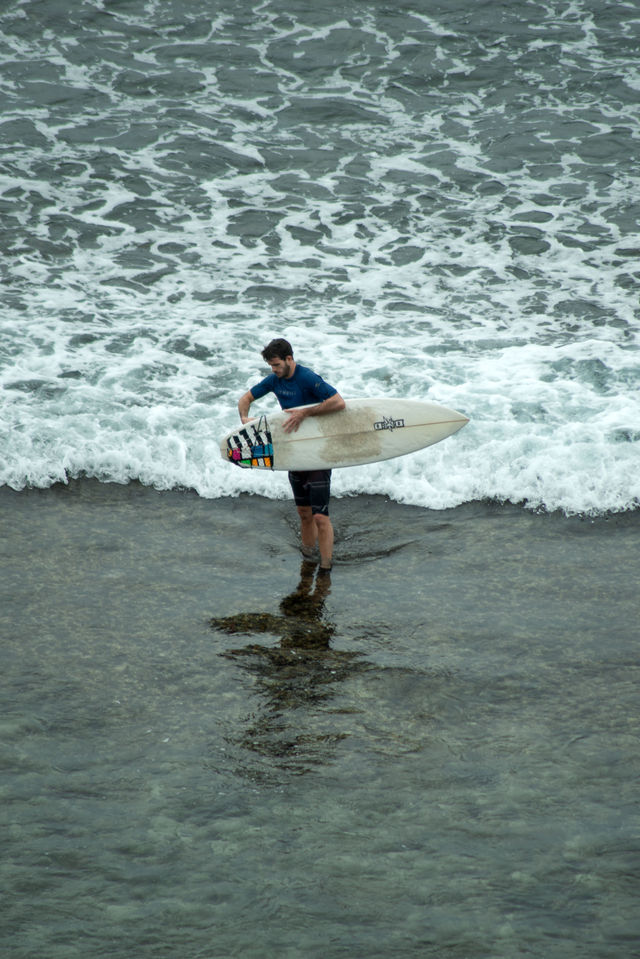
left=268, top=356, right=293, bottom=378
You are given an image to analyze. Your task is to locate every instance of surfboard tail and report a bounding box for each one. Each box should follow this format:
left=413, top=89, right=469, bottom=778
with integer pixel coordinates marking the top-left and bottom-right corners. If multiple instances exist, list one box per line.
left=224, top=418, right=275, bottom=469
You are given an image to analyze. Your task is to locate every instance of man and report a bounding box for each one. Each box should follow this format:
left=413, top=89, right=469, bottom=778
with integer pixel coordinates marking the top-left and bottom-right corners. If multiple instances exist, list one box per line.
left=238, top=338, right=345, bottom=571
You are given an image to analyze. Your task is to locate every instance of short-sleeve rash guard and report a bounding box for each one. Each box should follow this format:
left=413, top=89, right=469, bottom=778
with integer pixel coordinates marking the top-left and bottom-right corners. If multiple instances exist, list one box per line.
left=250, top=364, right=337, bottom=410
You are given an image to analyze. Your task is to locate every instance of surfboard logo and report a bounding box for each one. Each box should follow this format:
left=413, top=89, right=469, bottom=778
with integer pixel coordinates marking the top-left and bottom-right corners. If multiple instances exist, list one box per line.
left=373, top=416, right=405, bottom=432
left=227, top=418, right=274, bottom=469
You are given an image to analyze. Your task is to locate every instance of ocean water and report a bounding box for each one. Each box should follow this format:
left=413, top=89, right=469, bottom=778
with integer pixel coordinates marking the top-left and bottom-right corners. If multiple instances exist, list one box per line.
left=1, top=0, right=638, bottom=513
left=2, top=3, right=640, bottom=958
left=2, top=483, right=639, bottom=959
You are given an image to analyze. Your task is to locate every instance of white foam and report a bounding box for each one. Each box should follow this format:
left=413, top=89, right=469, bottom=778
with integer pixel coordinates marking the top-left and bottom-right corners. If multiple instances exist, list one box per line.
left=1, top=1, right=638, bottom=514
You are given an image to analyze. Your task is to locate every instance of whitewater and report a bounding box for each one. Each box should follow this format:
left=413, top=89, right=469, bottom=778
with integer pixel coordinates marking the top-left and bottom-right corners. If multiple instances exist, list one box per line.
left=1, top=0, right=638, bottom=514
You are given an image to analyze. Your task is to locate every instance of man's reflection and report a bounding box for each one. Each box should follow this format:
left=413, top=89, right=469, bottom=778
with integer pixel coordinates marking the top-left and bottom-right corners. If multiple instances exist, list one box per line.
left=211, top=559, right=334, bottom=652
left=210, top=560, right=367, bottom=774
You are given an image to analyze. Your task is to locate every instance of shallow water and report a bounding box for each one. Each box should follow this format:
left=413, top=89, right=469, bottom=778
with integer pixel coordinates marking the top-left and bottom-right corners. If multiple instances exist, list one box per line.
left=2, top=482, right=638, bottom=957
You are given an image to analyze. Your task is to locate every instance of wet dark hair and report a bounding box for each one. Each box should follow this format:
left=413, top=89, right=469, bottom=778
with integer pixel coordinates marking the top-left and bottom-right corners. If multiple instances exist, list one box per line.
left=261, top=338, right=293, bottom=362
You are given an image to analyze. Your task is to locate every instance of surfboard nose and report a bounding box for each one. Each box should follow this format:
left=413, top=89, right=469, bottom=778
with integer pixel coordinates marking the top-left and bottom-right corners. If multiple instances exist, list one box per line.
left=451, top=410, right=470, bottom=431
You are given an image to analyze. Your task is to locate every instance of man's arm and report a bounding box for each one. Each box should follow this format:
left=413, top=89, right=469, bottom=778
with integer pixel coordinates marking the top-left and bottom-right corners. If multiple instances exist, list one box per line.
left=283, top=392, right=346, bottom=433
left=238, top=391, right=255, bottom=424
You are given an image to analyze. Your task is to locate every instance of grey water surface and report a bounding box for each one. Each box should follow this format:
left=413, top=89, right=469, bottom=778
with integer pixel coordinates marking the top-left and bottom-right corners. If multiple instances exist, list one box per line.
left=1, top=481, right=638, bottom=958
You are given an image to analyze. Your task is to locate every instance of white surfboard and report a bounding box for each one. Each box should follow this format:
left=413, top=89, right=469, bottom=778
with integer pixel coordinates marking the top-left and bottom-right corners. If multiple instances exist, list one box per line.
left=220, top=397, right=468, bottom=471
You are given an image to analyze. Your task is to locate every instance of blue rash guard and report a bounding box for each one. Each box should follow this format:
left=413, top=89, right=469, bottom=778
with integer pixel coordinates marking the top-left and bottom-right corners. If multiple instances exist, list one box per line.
left=250, top=364, right=337, bottom=410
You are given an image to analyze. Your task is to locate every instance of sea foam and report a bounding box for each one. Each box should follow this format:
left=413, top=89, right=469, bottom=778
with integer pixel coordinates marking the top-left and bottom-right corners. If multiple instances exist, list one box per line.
left=0, top=0, right=638, bottom=514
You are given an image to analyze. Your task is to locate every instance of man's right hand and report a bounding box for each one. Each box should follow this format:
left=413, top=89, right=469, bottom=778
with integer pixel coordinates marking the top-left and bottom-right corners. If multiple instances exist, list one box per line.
left=238, top=390, right=254, bottom=423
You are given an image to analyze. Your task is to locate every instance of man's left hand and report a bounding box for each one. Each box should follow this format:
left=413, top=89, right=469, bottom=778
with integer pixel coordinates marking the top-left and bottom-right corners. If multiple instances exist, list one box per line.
left=282, top=409, right=307, bottom=433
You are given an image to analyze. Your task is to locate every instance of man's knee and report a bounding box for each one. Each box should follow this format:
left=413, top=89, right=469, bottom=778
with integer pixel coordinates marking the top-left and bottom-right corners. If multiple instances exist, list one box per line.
left=313, top=512, right=332, bottom=531
left=297, top=506, right=314, bottom=529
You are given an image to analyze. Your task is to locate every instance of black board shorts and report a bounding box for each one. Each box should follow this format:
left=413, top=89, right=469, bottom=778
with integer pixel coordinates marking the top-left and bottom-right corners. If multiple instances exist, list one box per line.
left=288, top=470, right=332, bottom=516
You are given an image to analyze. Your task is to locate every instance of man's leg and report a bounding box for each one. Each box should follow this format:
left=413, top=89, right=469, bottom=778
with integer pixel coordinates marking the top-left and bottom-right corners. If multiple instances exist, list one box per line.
left=313, top=513, right=334, bottom=570
left=306, top=470, right=333, bottom=569
left=290, top=470, right=334, bottom=568
left=296, top=505, right=317, bottom=552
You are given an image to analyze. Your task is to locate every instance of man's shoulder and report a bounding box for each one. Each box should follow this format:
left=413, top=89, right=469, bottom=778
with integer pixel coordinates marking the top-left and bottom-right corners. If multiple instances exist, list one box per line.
left=293, top=364, right=320, bottom=383
left=251, top=372, right=277, bottom=397
left=293, top=364, right=337, bottom=400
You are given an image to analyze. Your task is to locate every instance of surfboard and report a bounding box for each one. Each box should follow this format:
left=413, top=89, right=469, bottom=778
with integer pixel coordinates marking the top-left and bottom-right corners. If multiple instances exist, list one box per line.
left=220, top=397, right=468, bottom=471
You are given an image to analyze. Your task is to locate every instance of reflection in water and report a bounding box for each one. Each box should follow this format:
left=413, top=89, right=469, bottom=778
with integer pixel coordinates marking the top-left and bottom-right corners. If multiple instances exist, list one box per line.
left=212, top=560, right=334, bottom=651
left=210, top=560, right=368, bottom=775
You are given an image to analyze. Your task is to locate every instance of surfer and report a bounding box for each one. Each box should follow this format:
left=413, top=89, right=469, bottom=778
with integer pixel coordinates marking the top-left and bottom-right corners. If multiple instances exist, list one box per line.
left=238, top=338, right=345, bottom=571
